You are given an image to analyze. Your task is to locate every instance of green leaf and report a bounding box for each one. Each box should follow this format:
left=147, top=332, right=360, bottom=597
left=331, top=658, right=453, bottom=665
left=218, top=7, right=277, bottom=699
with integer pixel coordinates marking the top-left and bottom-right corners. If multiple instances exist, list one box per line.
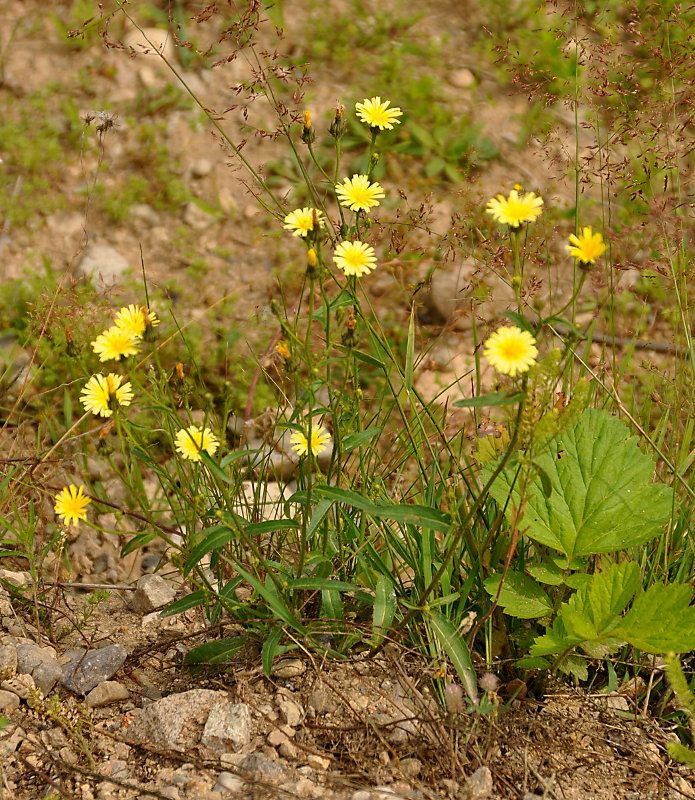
left=184, top=525, right=235, bottom=576
left=485, top=409, right=673, bottom=559
left=527, top=559, right=564, bottom=586
left=161, top=590, right=207, bottom=617
left=199, top=449, right=235, bottom=485
left=560, top=562, right=640, bottom=641
left=404, top=304, right=416, bottom=394
left=354, top=349, right=385, bottom=370
left=484, top=571, right=553, bottom=619
left=262, top=627, right=284, bottom=676
left=321, top=586, right=344, bottom=621
left=313, top=485, right=451, bottom=533
left=453, top=392, right=524, bottom=408
left=615, top=582, right=695, bottom=654
left=120, top=531, right=156, bottom=558
left=558, top=654, right=589, bottom=681
left=500, top=311, right=535, bottom=334
left=244, top=519, right=300, bottom=536
left=184, top=637, right=246, bottom=664
left=371, top=575, right=396, bottom=646
left=234, top=565, right=306, bottom=633
left=515, top=656, right=551, bottom=669
left=341, top=427, right=383, bottom=454
left=429, top=611, right=477, bottom=703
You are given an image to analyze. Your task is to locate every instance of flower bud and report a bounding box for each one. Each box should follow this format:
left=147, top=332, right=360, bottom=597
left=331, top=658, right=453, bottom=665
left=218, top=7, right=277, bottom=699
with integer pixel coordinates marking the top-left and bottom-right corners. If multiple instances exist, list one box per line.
left=329, top=103, right=347, bottom=139
left=301, top=108, right=315, bottom=145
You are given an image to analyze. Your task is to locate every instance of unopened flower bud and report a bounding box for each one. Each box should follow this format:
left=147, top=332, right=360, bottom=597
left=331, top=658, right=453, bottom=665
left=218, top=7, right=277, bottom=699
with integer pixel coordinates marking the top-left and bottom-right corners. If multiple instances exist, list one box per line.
left=301, top=109, right=315, bottom=145
left=329, top=103, right=347, bottom=139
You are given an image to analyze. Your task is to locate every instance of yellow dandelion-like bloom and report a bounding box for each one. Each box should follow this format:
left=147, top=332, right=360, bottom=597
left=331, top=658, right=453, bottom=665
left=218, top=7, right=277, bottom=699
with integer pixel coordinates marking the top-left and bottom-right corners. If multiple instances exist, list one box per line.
left=283, top=207, right=325, bottom=238
left=335, top=174, right=385, bottom=213
left=54, top=484, right=91, bottom=528
left=356, top=96, right=403, bottom=130
left=276, top=340, right=291, bottom=359
left=486, top=189, right=543, bottom=229
left=175, top=425, right=219, bottom=462
left=91, top=325, right=141, bottom=362
left=566, top=227, right=607, bottom=265
left=483, top=326, right=538, bottom=378
left=290, top=425, right=331, bottom=457
left=333, top=240, right=377, bottom=278
left=303, top=109, right=311, bottom=129
left=80, top=373, right=134, bottom=418
left=114, top=304, right=160, bottom=337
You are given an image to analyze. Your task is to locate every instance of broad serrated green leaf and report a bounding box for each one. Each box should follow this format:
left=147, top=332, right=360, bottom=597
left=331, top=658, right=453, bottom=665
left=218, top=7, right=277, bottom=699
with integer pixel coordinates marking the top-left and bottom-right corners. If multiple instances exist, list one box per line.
left=527, top=559, right=564, bottom=586
left=615, top=582, right=695, bottom=653
left=484, top=571, right=552, bottom=619
left=560, top=562, right=640, bottom=640
left=558, top=654, right=589, bottom=681
left=485, top=409, right=673, bottom=559
left=429, top=611, right=477, bottom=702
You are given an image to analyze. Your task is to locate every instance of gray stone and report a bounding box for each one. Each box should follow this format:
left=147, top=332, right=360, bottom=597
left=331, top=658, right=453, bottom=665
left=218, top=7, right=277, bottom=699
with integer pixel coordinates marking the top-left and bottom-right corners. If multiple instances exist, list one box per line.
left=271, top=658, right=305, bottom=679
left=86, top=681, right=131, bottom=708
left=213, top=771, right=245, bottom=794
left=466, top=766, right=493, bottom=799
left=0, top=643, right=17, bottom=680
left=200, top=701, right=252, bottom=754
left=308, top=687, right=335, bottom=714
left=61, top=644, right=127, bottom=694
left=183, top=201, right=217, bottom=230
left=307, top=754, right=330, bottom=771
left=0, top=689, right=20, bottom=712
left=399, top=757, right=421, bottom=778
left=1, top=673, right=34, bottom=699
left=126, top=689, right=226, bottom=752
left=129, top=204, right=160, bottom=227
left=190, top=158, right=212, bottom=179
left=239, top=753, right=287, bottom=782
left=77, top=245, right=131, bottom=287
left=278, top=699, right=303, bottom=728
left=15, top=643, right=58, bottom=675
left=32, top=659, right=63, bottom=694
left=132, top=574, right=177, bottom=613
left=449, top=68, right=476, bottom=88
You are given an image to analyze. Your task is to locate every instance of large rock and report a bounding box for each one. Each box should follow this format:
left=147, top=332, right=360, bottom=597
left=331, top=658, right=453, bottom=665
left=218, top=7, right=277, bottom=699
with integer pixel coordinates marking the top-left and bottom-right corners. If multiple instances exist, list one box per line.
left=200, top=701, right=252, bottom=754
left=132, top=574, right=177, bottom=613
left=76, top=245, right=131, bottom=288
left=125, top=689, right=228, bottom=752
left=61, top=644, right=127, bottom=694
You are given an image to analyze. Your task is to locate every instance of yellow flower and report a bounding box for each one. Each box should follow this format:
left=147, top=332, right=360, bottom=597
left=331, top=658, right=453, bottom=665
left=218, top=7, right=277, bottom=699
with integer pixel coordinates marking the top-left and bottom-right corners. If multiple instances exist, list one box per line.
left=483, top=326, right=538, bottom=377
left=335, top=174, right=385, bottom=213
left=283, top=207, right=325, bottom=237
left=54, top=484, right=91, bottom=528
left=333, top=240, right=377, bottom=277
left=486, top=189, right=543, bottom=229
left=290, top=425, right=331, bottom=457
left=307, top=248, right=317, bottom=268
left=91, top=325, right=141, bottom=362
left=80, top=373, right=134, bottom=417
left=356, top=96, right=403, bottom=130
left=114, top=304, right=160, bottom=337
left=276, top=340, right=291, bottom=359
left=566, top=227, right=607, bottom=265
left=175, top=424, right=219, bottom=462
left=303, top=109, right=311, bottom=129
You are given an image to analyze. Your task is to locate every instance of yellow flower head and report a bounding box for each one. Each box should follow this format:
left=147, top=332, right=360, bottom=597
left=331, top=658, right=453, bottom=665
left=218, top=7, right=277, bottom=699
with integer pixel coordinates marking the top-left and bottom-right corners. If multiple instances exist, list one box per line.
left=80, top=373, right=134, bottom=418
left=335, top=174, right=385, bottom=213
left=175, top=424, right=219, bottom=462
left=333, top=240, right=377, bottom=278
left=486, top=189, right=543, bottom=229
left=356, top=96, right=403, bottom=130
left=276, top=340, right=291, bottom=359
left=303, top=109, right=311, bottom=129
left=54, top=484, right=91, bottom=528
left=114, top=304, right=160, bottom=337
left=283, top=207, right=326, bottom=238
left=290, top=425, right=331, bottom=457
left=91, top=325, right=141, bottom=362
left=566, top=227, right=607, bottom=265
left=483, top=326, right=538, bottom=378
